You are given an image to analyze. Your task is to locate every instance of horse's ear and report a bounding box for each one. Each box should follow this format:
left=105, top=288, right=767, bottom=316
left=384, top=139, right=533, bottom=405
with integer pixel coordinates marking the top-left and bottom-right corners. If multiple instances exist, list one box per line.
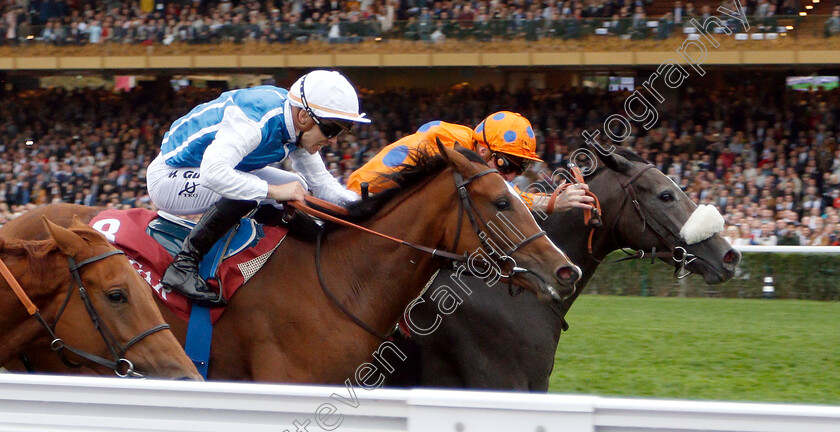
left=69, top=214, right=88, bottom=229
left=43, top=216, right=83, bottom=257
left=600, top=150, right=632, bottom=173
left=436, top=138, right=476, bottom=175
left=435, top=137, right=449, bottom=160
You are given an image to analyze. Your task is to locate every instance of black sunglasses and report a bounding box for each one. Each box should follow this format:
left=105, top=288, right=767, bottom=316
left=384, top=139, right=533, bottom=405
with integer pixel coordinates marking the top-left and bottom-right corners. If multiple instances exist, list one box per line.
left=493, top=152, right=530, bottom=175
left=300, top=74, right=354, bottom=139
left=315, top=117, right=354, bottom=139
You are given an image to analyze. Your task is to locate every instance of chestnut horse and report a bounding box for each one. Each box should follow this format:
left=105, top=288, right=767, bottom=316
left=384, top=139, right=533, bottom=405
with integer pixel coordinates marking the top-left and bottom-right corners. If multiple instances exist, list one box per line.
left=385, top=146, right=741, bottom=390
left=1, top=146, right=580, bottom=382
left=0, top=216, right=200, bottom=380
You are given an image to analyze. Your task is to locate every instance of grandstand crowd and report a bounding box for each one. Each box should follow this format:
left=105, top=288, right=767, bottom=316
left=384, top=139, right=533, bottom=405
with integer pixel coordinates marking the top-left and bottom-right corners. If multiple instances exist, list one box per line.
left=2, top=0, right=837, bottom=46
left=1, top=81, right=839, bottom=246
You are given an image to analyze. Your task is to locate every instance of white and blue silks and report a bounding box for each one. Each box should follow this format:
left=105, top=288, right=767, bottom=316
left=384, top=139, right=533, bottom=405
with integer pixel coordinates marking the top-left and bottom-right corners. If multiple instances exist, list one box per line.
left=150, top=85, right=358, bottom=212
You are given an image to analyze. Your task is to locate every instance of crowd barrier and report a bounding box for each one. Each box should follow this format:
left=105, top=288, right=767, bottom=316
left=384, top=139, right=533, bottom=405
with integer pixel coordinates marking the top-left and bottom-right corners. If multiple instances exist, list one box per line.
left=588, top=245, right=840, bottom=300
left=2, top=14, right=833, bottom=48
left=0, top=374, right=838, bottom=432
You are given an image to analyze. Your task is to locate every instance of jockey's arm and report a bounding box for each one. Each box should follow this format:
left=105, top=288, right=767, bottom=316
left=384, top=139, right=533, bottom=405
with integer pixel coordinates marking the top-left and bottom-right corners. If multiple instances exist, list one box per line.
left=514, top=182, right=594, bottom=213
left=200, top=106, right=270, bottom=201
left=290, top=148, right=360, bottom=206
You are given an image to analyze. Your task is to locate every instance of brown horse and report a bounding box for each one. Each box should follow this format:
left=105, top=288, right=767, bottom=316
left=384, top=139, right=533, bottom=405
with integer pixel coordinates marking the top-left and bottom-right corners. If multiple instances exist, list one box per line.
left=1, top=146, right=580, bottom=382
left=0, top=216, right=201, bottom=380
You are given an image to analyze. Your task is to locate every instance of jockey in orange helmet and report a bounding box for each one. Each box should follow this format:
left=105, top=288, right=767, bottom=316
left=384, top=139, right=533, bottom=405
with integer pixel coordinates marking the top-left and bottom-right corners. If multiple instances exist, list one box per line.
left=347, top=111, right=593, bottom=213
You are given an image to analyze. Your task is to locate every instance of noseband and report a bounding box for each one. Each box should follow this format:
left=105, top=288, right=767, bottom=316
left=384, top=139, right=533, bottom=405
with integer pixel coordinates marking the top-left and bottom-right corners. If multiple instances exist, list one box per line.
left=1, top=249, right=170, bottom=378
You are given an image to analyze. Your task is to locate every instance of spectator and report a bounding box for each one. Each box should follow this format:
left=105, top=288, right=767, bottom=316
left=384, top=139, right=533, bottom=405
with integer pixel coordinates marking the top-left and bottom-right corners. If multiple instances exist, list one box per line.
left=825, top=10, right=840, bottom=38
left=672, top=0, right=684, bottom=25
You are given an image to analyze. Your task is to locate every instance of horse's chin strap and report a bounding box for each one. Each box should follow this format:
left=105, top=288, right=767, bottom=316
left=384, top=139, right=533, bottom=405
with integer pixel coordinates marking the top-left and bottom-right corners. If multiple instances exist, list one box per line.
left=0, top=249, right=169, bottom=378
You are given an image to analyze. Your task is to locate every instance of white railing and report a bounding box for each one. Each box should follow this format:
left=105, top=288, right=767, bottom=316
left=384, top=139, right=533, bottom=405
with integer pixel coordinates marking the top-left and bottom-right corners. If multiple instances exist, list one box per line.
left=0, top=374, right=838, bottom=432
left=733, top=245, right=840, bottom=254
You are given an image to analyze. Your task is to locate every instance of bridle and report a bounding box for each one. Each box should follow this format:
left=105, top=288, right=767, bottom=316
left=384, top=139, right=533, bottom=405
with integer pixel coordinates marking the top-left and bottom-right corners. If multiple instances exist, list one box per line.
left=450, top=169, right=549, bottom=281
left=0, top=249, right=171, bottom=378
left=290, top=166, right=548, bottom=340
left=607, top=163, right=697, bottom=279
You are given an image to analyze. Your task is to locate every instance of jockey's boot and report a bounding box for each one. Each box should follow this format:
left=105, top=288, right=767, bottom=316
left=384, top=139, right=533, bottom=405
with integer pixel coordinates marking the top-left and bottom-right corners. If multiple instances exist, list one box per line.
left=161, top=198, right=257, bottom=306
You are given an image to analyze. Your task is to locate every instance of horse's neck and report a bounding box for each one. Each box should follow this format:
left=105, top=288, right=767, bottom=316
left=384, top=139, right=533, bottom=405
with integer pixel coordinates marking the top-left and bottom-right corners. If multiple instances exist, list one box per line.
left=323, top=191, right=453, bottom=335
left=549, top=170, right=624, bottom=308
left=548, top=213, right=601, bottom=289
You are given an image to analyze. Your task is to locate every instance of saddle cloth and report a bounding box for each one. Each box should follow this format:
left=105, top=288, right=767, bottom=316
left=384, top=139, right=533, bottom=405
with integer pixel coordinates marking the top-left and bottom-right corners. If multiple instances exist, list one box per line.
left=89, top=208, right=288, bottom=324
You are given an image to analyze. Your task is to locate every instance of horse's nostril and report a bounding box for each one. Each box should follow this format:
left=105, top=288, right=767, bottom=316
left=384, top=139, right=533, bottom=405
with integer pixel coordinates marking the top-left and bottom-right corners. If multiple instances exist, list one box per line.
left=723, top=249, right=738, bottom=265
left=556, top=266, right=575, bottom=281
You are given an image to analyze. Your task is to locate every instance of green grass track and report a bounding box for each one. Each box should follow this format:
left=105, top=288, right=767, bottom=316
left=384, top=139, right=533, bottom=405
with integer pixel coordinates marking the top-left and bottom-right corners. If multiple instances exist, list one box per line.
left=549, top=296, right=840, bottom=404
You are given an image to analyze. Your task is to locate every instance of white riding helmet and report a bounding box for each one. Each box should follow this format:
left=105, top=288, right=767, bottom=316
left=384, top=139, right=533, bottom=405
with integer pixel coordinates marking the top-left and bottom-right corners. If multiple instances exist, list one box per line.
left=288, top=70, right=371, bottom=124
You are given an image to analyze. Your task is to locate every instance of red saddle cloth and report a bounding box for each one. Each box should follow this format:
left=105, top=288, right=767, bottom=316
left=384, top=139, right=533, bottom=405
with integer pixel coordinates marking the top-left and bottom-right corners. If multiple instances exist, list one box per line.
left=90, top=208, right=288, bottom=324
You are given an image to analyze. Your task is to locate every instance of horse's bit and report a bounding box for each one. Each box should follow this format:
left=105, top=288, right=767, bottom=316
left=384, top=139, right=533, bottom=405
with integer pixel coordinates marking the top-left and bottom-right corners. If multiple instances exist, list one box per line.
left=1, top=249, right=171, bottom=377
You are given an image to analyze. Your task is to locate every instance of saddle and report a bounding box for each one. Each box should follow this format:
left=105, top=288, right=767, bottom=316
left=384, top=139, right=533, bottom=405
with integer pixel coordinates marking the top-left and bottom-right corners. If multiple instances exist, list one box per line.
left=90, top=208, right=288, bottom=324
left=147, top=211, right=263, bottom=260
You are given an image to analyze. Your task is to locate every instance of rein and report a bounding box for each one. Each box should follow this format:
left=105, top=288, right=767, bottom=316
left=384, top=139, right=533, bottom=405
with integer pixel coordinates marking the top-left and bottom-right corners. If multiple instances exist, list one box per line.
left=289, top=196, right=468, bottom=264
left=0, top=249, right=170, bottom=378
left=288, top=167, right=548, bottom=339
left=544, top=165, right=602, bottom=253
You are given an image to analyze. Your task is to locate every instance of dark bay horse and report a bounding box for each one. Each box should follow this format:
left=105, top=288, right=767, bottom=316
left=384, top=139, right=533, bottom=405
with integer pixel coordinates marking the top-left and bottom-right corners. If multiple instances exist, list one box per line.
left=1, top=146, right=581, bottom=382
left=0, top=216, right=201, bottom=380
left=385, top=146, right=741, bottom=390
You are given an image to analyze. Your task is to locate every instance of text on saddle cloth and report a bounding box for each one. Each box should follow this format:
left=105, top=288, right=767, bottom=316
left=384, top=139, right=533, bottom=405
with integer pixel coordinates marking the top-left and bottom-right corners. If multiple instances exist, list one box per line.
left=89, top=208, right=288, bottom=324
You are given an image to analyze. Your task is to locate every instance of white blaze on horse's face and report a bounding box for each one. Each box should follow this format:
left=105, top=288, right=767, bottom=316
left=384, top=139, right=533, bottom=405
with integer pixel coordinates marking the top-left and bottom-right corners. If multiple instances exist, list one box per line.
left=679, top=204, right=725, bottom=245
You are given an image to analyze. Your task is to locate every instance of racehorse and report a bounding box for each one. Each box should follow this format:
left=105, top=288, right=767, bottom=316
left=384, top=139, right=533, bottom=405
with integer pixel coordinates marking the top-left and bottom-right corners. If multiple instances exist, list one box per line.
left=0, top=216, right=201, bottom=380
left=0, top=145, right=581, bottom=382
left=384, top=146, right=741, bottom=390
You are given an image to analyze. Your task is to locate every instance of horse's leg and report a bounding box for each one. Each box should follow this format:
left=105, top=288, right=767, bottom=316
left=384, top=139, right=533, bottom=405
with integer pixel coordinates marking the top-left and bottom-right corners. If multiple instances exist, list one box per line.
left=207, top=289, right=282, bottom=382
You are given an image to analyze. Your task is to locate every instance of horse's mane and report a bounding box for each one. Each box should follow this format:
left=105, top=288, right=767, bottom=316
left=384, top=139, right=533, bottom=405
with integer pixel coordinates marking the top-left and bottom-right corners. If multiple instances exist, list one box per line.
left=582, top=145, right=649, bottom=179
left=283, top=147, right=484, bottom=241
left=0, top=237, right=63, bottom=282
left=612, top=146, right=650, bottom=164
left=310, top=147, right=485, bottom=229
left=280, top=146, right=487, bottom=243
left=0, top=226, right=107, bottom=281
left=0, top=237, right=60, bottom=260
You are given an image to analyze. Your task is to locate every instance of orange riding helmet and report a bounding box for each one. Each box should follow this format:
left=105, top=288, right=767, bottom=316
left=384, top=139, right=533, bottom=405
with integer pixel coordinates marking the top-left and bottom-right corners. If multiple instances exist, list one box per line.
left=474, top=111, right=543, bottom=162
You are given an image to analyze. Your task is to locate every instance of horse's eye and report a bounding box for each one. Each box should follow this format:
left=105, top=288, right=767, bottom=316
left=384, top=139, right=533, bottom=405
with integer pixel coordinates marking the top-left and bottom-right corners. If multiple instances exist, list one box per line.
left=659, top=192, right=674, bottom=202
left=107, top=289, right=128, bottom=304
left=495, top=198, right=511, bottom=211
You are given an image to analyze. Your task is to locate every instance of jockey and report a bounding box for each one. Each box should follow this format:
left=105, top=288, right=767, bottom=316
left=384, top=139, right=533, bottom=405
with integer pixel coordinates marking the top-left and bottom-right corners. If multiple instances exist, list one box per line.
left=347, top=111, right=594, bottom=213
left=146, top=70, right=369, bottom=305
